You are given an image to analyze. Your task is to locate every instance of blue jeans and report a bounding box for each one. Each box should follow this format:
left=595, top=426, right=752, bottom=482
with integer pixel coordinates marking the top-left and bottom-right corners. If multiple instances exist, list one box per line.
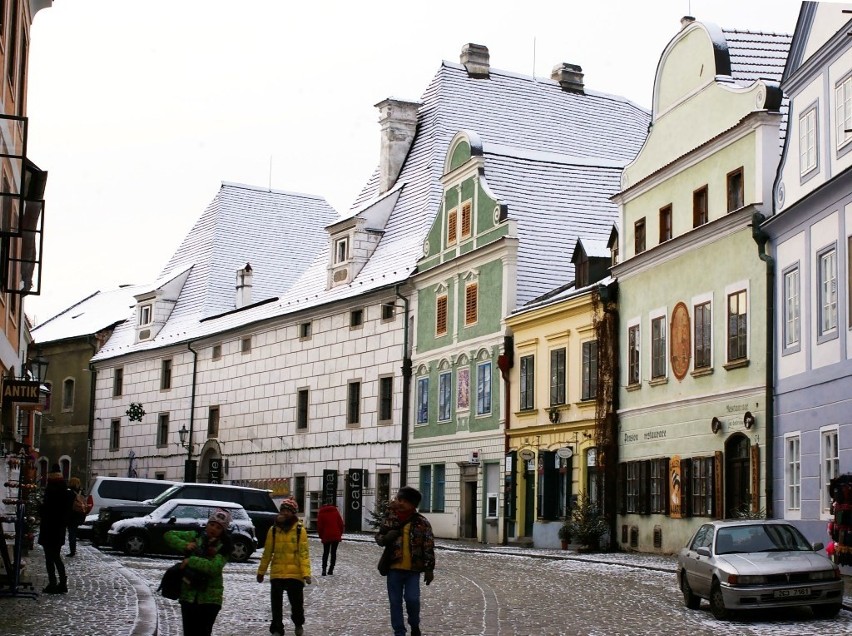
left=386, top=569, right=420, bottom=636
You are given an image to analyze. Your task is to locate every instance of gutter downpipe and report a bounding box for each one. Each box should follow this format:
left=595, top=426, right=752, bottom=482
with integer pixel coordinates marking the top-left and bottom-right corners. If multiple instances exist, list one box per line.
left=187, top=341, right=199, bottom=483
left=86, top=337, right=98, bottom=492
left=395, top=285, right=411, bottom=488
left=752, top=212, right=775, bottom=518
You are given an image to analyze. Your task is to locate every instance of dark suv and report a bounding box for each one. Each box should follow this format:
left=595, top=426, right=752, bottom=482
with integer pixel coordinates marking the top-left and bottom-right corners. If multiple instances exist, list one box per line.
left=92, top=482, right=278, bottom=546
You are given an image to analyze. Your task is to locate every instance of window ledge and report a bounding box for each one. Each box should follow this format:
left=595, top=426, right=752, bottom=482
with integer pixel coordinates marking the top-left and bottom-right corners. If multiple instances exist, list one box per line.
left=626, top=383, right=641, bottom=392
left=723, top=359, right=750, bottom=371
left=690, top=367, right=714, bottom=378
left=648, top=377, right=668, bottom=387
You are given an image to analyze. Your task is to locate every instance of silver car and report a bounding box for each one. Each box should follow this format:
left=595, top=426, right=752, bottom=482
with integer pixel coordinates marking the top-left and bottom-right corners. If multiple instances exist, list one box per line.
left=677, top=520, right=843, bottom=620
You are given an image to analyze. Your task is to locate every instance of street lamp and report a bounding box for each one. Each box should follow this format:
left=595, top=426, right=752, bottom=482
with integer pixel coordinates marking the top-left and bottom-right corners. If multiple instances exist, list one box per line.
left=177, top=424, right=196, bottom=483
left=178, top=424, right=189, bottom=449
left=28, top=350, right=48, bottom=382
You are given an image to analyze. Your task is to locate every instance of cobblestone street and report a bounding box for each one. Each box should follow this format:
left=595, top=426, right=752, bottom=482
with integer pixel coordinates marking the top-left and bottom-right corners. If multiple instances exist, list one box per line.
left=1, top=536, right=851, bottom=635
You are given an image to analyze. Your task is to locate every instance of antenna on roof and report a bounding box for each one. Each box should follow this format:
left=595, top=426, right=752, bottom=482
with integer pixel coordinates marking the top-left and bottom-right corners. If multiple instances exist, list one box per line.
left=532, top=36, right=537, bottom=79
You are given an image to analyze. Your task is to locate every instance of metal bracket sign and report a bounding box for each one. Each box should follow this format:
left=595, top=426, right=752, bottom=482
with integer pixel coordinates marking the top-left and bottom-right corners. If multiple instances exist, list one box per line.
left=2, top=380, right=40, bottom=404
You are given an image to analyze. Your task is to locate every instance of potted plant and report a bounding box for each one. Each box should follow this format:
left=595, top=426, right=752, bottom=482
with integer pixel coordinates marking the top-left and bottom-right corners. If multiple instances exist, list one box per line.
left=557, top=522, right=571, bottom=549
left=566, top=495, right=609, bottom=552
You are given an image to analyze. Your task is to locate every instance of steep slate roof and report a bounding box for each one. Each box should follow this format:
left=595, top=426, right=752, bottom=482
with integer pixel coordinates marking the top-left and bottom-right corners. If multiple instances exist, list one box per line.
left=31, top=284, right=147, bottom=344
left=94, top=58, right=650, bottom=360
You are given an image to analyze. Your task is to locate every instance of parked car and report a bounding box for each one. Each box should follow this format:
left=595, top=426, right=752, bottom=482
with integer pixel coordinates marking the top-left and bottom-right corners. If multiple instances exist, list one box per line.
left=107, top=499, right=257, bottom=562
left=78, top=476, right=178, bottom=542
left=677, top=519, right=843, bottom=620
left=93, top=482, right=278, bottom=546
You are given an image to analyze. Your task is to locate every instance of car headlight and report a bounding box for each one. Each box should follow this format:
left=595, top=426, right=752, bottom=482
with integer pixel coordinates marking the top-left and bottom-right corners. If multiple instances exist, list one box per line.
left=811, top=568, right=840, bottom=581
left=727, top=574, right=767, bottom=585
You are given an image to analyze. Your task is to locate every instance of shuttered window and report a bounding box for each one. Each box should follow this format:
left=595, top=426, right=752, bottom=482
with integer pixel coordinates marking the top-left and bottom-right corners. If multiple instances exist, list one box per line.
left=436, top=295, right=448, bottom=335
left=461, top=201, right=472, bottom=237
left=447, top=208, right=457, bottom=245
left=465, top=283, right=478, bottom=325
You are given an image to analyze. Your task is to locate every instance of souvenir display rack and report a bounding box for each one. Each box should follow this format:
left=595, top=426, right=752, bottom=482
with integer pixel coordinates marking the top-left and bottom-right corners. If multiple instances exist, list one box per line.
left=828, top=473, right=852, bottom=567
left=0, top=449, right=37, bottom=599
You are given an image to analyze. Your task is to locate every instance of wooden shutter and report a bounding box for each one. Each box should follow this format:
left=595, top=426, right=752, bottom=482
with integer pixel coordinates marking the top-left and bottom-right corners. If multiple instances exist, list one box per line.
left=461, top=201, right=472, bottom=237
left=465, top=283, right=478, bottom=325
left=504, top=451, right=517, bottom=520
left=541, top=451, right=559, bottom=520
left=714, top=451, right=724, bottom=519
left=447, top=209, right=457, bottom=244
left=640, top=460, right=651, bottom=515
left=681, top=458, right=692, bottom=517
left=618, top=462, right=627, bottom=515
left=663, top=458, right=671, bottom=516
left=436, top=295, right=447, bottom=335
left=750, top=444, right=760, bottom=514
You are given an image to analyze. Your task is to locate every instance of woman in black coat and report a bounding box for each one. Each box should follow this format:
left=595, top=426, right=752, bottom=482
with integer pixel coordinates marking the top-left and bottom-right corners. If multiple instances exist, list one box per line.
left=38, top=465, right=72, bottom=594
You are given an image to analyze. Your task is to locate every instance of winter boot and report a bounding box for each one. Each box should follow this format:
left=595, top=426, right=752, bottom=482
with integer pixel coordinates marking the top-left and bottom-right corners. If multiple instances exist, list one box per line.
left=294, top=627, right=304, bottom=636
left=410, top=626, right=422, bottom=636
left=56, top=579, right=68, bottom=594
left=42, top=582, right=58, bottom=594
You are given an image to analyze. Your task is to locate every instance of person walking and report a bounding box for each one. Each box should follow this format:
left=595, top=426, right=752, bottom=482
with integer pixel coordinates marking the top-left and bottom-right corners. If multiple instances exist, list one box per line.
left=38, top=464, right=73, bottom=594
left=316, top=499, right=344, bottom=576
left=66, top=476, right=85, bottom=557
left=256, top=497, right=311, bottom=636
left=164, top=508, right=233, bottom=636
left=375, top=486, right=435, bottom=636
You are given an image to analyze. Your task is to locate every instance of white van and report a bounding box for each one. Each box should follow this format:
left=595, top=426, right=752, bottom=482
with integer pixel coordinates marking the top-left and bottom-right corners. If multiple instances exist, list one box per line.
left=79, top=476, right=177, bottom=542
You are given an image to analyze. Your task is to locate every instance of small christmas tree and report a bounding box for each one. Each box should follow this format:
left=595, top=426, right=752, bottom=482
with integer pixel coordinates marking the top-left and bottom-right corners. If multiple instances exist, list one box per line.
left=366, top=497, right=390, bottom=530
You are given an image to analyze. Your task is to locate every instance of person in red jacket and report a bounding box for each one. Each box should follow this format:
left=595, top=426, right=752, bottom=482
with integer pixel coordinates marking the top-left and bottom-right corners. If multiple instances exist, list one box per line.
left=315, top=499, right=344, bottom=576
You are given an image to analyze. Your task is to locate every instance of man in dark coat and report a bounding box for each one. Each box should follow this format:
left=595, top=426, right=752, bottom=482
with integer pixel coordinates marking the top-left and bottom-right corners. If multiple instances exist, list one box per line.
left=38, top=464, right=72, bottom=593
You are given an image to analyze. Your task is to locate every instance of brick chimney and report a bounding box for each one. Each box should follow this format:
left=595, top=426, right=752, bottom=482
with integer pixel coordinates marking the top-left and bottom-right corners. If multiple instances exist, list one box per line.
left=460, top=43, right=490, bottom=78
left=551, top=63, right=584, bottom=94
left=235, top=263, right=253, bottom=309
left=375, top=98, right=419, bottom=194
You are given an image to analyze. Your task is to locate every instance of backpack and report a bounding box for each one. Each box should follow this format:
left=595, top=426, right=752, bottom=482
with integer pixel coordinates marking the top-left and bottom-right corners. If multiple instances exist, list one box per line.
left=72, top=492, right=88, bottom=515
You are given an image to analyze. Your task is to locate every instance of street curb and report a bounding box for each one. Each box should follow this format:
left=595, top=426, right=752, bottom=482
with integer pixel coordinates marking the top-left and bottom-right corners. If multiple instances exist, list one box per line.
left=88, top=547, right=158, bottom=636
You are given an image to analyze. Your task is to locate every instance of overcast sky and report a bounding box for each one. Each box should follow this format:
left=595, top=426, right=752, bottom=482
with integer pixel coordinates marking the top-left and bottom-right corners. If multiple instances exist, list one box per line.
left=23, top=0, right=804, bottom=325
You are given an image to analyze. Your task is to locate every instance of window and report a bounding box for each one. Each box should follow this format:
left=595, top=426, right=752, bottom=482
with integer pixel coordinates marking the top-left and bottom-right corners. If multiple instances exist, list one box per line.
left=476, top=361, right=491, bottom=415
left=519, top=355, right=535, bottom=410
left=537, top=451, right=566, bottom=520
left=299, top=322, right=311, bottom=339
left=634, top=217, right=646, bottom=254
left=460, top=200, right=472, bottom=238
left=6, top=0, right=15, bottom=88
left=347, top=381, right=361, bottom=426
left=416, top=377, right=429, bottom=425
left=549, top=348, right=566, bottom=406
left=836, top=76, right=852, bottom=149
left=207, top=406, right=220, bottom=437
left=113, top=368, right=123, bottom=397
left=625, top=462, right=639, bottom=513
left=465, top=283, right=478, bottom=325
left=139, top=303, right=153, bottom=326
left=693, top=186, right=708, bottom=227
left=575, top=253, right=588, bottom=287
left=821, top=427, right=839, bottom=515
left=659, top=205, right=672, bottom=243
left=818, top=247, right=837, bottom=336
left=297, top=389, right=309, bottom=430
left=110, top=419, right=121, bottom=451
left=241, top=336, right=252, bottom=353
left=160, top=359, right=172, bottom=390
left=157, top=413, right=169, bottom=447
left=436, top=294, right=448, bottom=336
left=650, top=458, right=668, bottom=514
left=581, top=341, right=597, bottom=400
left=726, top=168, right=744, bottom=212
left=727, top=290, right=747, bottom=362
left=294, top=475, right=306, bottom=515
left=651, top=315, right=666, bottom=379
left=694, top=301, right=711, bottom=369
left=381, top=303, right=395, bottom=321
left=419, top=464, right=446, bottom=513
left=447, top=207, right=457, bottom=245
left=334, top=237, right=348, bottom=264
left=62, top=378, right=74, bottom=412
left=379, top=376, right=393, bottom=423
left=786, top=434, right=801, bottom=512
left=628, top=324, right=640, bottom=385
left=350, top=309, right=364, bottom=328
left=691, top=457, right=714, bottom=517
left=212, top=344, right=222, bottom=360
left=438, top=371, right=452, bottom=421
left=783, top=267, right=800, bottom=349
left=800, top=106, right=818, bottom=175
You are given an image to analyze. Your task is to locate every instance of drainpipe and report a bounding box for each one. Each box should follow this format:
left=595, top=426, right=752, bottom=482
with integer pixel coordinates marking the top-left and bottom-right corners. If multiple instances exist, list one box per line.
left=186, top=341, right=199, bottom=483
left=86, top=337, right=98, bottom=492
left=751, top=212, right=774, bottom=518
left=395, top=286, right=411, bottom=488
left=498, top=334, right=514, bottom=545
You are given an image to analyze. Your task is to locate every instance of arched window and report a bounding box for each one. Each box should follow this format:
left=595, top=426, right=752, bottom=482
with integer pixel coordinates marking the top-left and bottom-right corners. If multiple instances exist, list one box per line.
left=62, top=378, right=75, bottom=412
left=38, top=457, right=49, bottom=486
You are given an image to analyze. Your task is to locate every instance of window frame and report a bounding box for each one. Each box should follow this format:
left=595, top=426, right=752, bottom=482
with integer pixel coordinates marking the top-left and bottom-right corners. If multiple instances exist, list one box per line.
left=446, top=206, right=458, bottom=245
left=378, top=375, right=393, bottom=424
left=634, top=217, right=646, bottom=254
left=109, top=418, right=121, bottom=451
left=627, top=322, right=640, bottom=386
left=334, top=236, right=349, bottom=264
left=160, top=358, right=172, bottom=391
left=212, top=344, right=222, bottom=360
left=799, top=103, right=819, bottom=178
left=296, top=388, right=309, bottom=430
left=785, top=432, right=801, bottom=517
left=460, top=200, right=472, bottom=239
left=299, top=322, right=312, bottom=340
left=157, top=413, right=169, bottom=448
left=650, top=312, right=667, bottom=380
left=416, top=376, right=429, bottom=425
left=476, top=360, right=492, bottom=416
left=62, top=377, right=75, bottom=412
left=820, top=425, right=839, bottom=517
left=435, top=293, right=448, bottom=336
left=726, top=289, right=748, bottom=364
left=783, top=264, right=801, bottom=353
left=438, top=370, right=452, bottom=422
left=726, top=167, right=744, bottom=212
left=241, top=336, right=252, bottom=353
left=694, top=299, right=712, bottom=370
left=350, top=308, right=364, bottom=329
left=659, top=205, right=672, bottom=243
left=207, top=405, right=220, bottom=437
left=519, top=354, right=535, bottom=411
left=347, top=380, right=361, bottom=427
left=817, top=244, right=838, bottom=342
left=693, top=186, right=708, bottom=228
left=113, top=367, right=123, bottom=397
left=836, top=74, right=852, bottom=153
left=464, top=282, right=478, bottom=326
left=691, top=456, right=715, bottom=517
left=581, top=340, right=598, bottom=401
left=138, top=303, right=153, bottom=327
left=549, top=347, right=566, bottom=406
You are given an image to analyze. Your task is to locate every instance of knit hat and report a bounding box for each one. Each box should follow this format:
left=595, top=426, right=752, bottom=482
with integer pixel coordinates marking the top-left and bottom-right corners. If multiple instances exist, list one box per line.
left=208, top=508, right=232, bottom=529
left=279, top=498, right=298, bottom=514
left=397, top=486, right=422, bottom=507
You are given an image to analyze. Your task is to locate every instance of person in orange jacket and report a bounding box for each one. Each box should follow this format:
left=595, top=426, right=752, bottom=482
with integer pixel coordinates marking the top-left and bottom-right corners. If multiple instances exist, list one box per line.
left=316, top=499, right=344, bottom=576
left=256, top=498, right=311, bottom=636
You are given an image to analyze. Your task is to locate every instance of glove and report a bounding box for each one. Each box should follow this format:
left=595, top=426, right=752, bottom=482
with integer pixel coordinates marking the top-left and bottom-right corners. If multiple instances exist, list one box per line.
left=383, top=529, right=400, bottom=543
left=424, top=571, right=434, bottom=585
left=256, top=574, right=264, bottom=583
left=304, top=576, right=312, bottom=585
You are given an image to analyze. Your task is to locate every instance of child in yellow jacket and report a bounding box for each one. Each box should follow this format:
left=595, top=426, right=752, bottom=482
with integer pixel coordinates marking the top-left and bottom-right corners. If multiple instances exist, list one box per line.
left=257, top=498, right=311, bottom=636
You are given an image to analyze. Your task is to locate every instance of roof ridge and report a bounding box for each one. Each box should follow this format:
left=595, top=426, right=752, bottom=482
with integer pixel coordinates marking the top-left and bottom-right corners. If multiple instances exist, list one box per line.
left=32, top=290, right=101, bottom=330
left=220, top=181, right=327, bottom=201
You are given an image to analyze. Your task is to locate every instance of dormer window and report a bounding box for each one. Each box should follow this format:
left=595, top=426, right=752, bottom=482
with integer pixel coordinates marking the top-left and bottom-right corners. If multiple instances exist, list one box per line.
left=335, top=237, right=349, bottom=264
left=139, top=303, right=153, bottom=326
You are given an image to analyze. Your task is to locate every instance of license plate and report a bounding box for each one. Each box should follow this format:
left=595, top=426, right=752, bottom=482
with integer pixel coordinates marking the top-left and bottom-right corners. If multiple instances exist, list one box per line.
left=774, top=587, right=810, bottom=598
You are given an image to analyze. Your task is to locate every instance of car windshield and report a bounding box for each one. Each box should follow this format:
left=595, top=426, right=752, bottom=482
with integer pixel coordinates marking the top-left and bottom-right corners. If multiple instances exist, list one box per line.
left=715, top=524, right=812, bottom=555
left=149, top=485, right=182, bottom=506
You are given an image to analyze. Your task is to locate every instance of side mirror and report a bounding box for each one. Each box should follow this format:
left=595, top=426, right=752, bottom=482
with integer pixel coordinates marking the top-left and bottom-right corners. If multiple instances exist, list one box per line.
left=812, top=542, right=824, bottom=552
left=168, top=516, right=177, bottom=524
left=696, top=546, right=711, bottom=558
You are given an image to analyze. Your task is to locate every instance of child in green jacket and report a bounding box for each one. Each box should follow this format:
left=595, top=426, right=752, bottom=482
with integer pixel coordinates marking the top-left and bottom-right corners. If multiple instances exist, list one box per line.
left=165, top=508, right=233, bottom=636
left=257, top=498, right=311, bottom=636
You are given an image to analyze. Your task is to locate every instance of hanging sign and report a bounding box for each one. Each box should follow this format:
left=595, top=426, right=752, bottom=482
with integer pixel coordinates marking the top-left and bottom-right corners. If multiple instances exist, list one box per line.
left=518, top=449, right=535, bottom=461
left=556, top=447, right=573, bottom=459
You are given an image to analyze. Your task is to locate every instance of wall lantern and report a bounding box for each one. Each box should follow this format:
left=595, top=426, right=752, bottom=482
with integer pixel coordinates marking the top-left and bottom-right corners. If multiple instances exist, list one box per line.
left=743, top=411, right=755, bottom=429
left=178, top=424, right=190, bottom=449
left=28, top=350, right=48, bottom=383
left=548, top=407, right=560, bottom=424
left=711, top=417, right=722, bottom=434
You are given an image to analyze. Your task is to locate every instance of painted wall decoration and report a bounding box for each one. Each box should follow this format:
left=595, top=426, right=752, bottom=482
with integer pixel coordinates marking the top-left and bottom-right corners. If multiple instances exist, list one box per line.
left=670, top=455, right=682, bottom=518
left=670, top=302, right=691, bottom=381
left=457, top=367, right=470, bottom=410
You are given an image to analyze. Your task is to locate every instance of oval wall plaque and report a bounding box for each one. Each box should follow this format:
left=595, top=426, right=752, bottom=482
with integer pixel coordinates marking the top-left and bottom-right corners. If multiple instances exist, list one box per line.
left=670, top=301, right=691, bottom=381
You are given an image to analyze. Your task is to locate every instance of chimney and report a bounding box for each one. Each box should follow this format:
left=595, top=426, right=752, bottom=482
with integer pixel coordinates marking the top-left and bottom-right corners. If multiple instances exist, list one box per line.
left=681, top=16, right=695, bottom=29
left=235, top=263, right=253, bottom=309
left=460, top=43, right=490, bottom=78
left=551, top=63, right=584, bottom=94
left=375, top=98, right=419, bottom=194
